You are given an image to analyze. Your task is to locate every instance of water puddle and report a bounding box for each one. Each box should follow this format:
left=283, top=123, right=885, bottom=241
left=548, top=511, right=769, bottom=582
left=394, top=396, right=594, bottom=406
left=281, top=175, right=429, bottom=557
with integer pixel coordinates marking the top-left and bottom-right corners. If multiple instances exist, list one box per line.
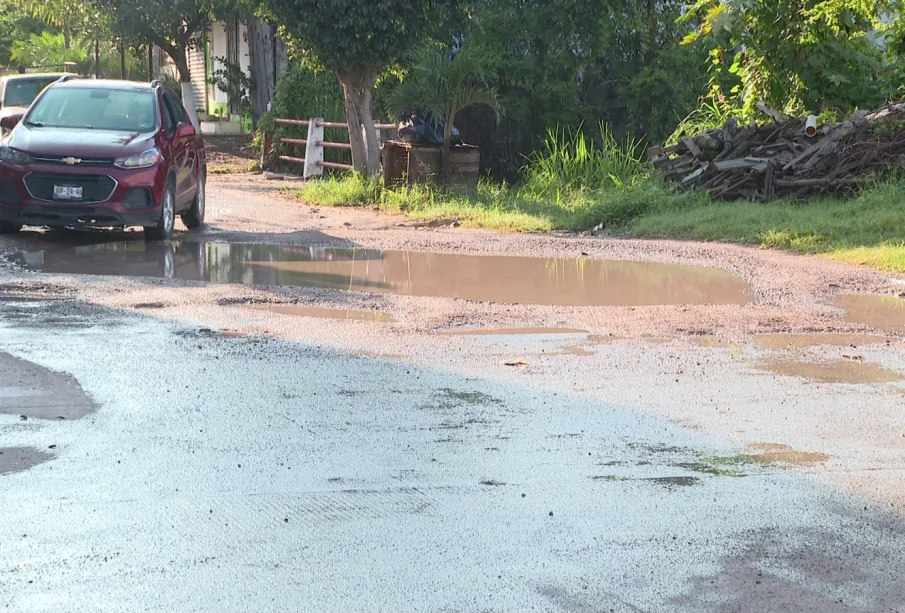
left=741, top=443, right=829, bottom=467
left=18, top=241, right=752, bottom=307
left=240, top=304, right=394, bottom=322
left=439, top=327, right=588, bottom=336
left=0, top=352, right=95, bottom=419
left=833, top=294, right=905, bottom=334
left=0, top=447, right=55, bottom=475
left=753, top=333, right=892, bottom=350
left=755, top=357, right=903, bottom=384
left=690, top=336, right=739, bottom=348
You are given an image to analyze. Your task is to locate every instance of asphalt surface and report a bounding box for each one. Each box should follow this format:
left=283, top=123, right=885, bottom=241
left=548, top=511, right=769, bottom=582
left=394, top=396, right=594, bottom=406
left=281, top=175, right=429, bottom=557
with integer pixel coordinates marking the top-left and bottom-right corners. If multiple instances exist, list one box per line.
left=1, top=176, right=904, bottom=612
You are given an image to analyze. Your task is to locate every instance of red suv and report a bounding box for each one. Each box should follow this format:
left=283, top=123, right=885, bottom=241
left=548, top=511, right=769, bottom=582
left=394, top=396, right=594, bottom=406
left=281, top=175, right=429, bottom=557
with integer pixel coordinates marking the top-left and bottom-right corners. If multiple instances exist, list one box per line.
left=0, top=79, right=206, bottom=240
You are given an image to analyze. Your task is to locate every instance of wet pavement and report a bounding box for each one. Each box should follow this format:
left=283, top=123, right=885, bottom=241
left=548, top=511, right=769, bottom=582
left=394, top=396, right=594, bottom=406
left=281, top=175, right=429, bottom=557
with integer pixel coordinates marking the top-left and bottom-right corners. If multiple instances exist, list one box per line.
left=2, top=179, right=905, bottom=612
left=3, top=299, right=905, bottom=613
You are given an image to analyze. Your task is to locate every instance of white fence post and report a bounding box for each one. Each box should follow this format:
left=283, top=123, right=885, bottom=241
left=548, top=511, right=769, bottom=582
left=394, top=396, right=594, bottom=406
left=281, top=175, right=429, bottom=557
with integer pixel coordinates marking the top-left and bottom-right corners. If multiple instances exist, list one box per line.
left=304, top=118, right=324, bottom=179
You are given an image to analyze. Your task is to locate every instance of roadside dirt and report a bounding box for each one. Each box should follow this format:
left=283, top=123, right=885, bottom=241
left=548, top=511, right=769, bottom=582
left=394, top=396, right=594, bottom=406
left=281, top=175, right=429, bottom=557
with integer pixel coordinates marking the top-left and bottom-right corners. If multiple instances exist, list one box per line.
left=204, top=135, right=256, bottom=174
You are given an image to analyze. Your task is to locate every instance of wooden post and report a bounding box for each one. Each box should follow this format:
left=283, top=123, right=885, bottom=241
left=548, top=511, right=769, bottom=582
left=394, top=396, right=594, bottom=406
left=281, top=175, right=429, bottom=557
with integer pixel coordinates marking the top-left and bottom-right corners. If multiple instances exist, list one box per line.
left=304, top=119, right=325, bottom=179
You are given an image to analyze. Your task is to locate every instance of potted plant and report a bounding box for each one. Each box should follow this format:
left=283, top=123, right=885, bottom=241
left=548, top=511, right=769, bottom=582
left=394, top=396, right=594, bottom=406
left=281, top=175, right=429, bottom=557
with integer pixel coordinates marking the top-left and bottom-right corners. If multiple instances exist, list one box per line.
left=388, top=47, right=501, bottom=183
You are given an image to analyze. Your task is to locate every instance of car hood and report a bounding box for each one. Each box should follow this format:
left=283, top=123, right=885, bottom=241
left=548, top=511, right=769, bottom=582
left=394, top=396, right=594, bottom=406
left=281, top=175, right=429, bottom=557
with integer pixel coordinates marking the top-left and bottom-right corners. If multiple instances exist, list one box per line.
left=9, top=126, right=153, bottom=158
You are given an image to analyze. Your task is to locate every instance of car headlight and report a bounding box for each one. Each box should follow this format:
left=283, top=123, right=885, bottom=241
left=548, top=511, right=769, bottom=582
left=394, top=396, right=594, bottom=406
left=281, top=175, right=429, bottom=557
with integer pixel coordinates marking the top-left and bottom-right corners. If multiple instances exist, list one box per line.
left=0, top=146, right=30, bottom=165
left=115, top=148, right=160, bottom=169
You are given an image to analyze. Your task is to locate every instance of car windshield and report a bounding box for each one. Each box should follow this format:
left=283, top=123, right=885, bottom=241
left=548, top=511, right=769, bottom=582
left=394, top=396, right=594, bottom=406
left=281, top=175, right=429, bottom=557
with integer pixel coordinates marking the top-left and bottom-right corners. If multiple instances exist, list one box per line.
left=26, top=87, right=157, bottom=132
left=3, top=77, right=60, bottom=107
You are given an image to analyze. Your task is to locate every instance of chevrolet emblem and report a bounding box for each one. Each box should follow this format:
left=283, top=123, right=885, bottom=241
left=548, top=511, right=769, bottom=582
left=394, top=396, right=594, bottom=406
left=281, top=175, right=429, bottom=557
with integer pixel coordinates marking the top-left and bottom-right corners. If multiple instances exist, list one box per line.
left=61, top=156, right=81, bottom=165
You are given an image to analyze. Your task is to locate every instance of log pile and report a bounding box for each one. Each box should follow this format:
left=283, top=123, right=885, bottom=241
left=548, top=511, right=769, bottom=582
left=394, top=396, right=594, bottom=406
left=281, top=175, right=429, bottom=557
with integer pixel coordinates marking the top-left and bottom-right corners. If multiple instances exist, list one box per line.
left=648, top=101, right=905, bottom=200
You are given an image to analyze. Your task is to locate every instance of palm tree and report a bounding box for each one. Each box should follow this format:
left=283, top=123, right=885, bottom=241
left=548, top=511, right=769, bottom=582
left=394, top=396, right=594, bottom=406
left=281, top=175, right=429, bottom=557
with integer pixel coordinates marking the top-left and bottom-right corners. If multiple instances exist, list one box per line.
left=388, top=48, right=502, bottom=181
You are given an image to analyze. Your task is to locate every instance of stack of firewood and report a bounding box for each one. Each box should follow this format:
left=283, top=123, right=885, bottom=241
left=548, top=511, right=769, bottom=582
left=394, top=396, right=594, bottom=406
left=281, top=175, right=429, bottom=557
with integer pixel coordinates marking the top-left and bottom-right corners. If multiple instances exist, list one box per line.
left=648, top=101, right=905, bottom=200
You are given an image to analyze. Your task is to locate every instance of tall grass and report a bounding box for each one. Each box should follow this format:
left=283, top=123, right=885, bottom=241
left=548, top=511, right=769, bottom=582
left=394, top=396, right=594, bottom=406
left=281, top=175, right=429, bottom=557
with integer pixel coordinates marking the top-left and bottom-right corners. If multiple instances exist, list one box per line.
left=297, top=123, right=692, bottom=231
left=524, top=123, right=647, bottom=194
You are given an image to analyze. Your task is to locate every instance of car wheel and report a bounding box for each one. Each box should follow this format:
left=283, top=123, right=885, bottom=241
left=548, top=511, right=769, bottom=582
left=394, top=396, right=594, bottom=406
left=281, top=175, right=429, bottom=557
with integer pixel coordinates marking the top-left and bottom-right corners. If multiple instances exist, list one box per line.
left=0, top=221, right=22, bottom=234
left=145, top=180, right=176, bottom=241
left=181, top=172, right=205, bottom=231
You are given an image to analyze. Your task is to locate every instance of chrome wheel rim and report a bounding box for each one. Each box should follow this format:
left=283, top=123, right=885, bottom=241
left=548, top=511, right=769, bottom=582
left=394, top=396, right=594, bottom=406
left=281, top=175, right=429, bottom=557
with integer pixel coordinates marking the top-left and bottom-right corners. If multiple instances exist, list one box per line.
left=163, top=190, right=175, bottom=234
left=197, top=177, right=205, bottom=220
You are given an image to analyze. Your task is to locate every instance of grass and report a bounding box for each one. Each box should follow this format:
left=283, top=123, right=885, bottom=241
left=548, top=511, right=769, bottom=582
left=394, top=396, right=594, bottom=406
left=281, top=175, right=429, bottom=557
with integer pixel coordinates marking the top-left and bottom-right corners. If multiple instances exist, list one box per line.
left=624, top=180, right=905, bottom=272
left=293, top=125, right=905, bottom=272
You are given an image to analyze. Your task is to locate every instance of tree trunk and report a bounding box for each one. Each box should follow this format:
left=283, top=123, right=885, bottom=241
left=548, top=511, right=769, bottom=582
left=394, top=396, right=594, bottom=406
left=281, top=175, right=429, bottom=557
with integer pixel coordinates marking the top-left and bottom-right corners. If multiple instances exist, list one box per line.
left=441, top=102, right=457, bottom=183
left=63, top=24, right=71, bottom=50
left=172, top=47, right=200, bottom=128
left=94, top=39, right=100, bottom=78
left=359, top=88, right=380, bottom=176
left=247, top=18, right=269, bottom=128
left=338, top=68, right=378, bottom=176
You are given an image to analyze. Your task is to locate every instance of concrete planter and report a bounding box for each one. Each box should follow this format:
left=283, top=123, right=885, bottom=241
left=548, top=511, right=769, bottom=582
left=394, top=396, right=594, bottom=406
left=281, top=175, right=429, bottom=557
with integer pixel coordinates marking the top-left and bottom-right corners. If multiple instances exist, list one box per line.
left=200, top=121, right=243, bottom=135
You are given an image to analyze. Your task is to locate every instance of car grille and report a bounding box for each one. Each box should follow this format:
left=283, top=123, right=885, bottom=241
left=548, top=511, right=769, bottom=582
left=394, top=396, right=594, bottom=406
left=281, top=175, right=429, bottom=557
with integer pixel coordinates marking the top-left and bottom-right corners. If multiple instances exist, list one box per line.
left=31, top=155, right=115, bottom=167
left=0, top=181, right=20, bottom=203
left=24, top=172, right=117, bottom=203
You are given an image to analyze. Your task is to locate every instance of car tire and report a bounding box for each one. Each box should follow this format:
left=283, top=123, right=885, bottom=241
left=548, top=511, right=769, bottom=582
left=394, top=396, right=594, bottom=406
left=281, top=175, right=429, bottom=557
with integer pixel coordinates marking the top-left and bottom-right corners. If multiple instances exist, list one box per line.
left=181, top=172, right=205, bottom=231
left=145, top=179, right=176, bottom=241
left=0, top=221, right=21, bottom=234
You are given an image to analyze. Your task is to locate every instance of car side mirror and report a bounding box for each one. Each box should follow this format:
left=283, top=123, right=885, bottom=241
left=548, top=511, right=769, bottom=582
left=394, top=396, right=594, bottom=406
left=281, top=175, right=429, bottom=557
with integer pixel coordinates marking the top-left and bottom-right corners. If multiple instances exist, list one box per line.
left=0, top=114, right=20, bottom=131
left=175, top=122, right=196, bottom=139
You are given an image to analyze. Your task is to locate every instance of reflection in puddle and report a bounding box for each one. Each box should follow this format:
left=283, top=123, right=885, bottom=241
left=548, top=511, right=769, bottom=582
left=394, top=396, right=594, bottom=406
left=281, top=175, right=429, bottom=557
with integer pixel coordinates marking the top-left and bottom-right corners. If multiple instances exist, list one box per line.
left=18, top=241, right=752, bottom=307
left=0, top=447, right=55, bottom=475
left=241, top=304, right=394, bottom=322
left=753, top=333, right=892, bottom=350
left=833, top=294, right=905, bottom=334
left=755, top=357, right=903, bottom=384
left=439, top=327, right=587, bottom=336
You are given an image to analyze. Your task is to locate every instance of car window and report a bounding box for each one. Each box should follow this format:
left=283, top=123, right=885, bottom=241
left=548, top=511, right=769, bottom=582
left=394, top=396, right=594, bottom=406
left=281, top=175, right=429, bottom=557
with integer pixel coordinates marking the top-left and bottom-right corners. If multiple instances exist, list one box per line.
left=161, top=95, right=177, bottom=136
left=164, top=93, right=190, bottom=126
left=3, top=77, right=60, bottom=107
left=27, top=87, right=157, bottom=132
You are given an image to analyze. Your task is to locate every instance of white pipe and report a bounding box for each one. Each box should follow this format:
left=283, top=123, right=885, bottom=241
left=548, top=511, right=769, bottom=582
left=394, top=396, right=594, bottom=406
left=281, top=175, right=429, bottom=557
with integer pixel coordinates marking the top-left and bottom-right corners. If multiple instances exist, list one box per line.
left=805, top=115, right=818, bottom=138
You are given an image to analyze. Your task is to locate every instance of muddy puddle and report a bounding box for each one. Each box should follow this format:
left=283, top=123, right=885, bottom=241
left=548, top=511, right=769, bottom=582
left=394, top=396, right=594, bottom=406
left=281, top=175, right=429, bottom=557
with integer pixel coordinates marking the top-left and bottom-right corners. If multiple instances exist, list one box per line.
left=439, top=327, right=588, bottom=336
left=753, top=333, right=892, bottom=350
left=741, top=443, right=829, bottom=467
left=0, top=352, right=95, bottom=419
left=0, top=447, right=55, bottom=475
left=755, top=357, right=903, bottom=384
left=240, top=304, right=394, bottom=322
left=18, top=241, right=752, bottom=307
left=833, top=294, right=905, bottom=334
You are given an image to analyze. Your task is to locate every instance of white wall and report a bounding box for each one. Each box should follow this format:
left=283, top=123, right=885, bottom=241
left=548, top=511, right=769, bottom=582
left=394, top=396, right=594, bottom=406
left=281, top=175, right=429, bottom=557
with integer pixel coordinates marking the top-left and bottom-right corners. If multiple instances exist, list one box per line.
left=208, top=21, right=252, bottom=108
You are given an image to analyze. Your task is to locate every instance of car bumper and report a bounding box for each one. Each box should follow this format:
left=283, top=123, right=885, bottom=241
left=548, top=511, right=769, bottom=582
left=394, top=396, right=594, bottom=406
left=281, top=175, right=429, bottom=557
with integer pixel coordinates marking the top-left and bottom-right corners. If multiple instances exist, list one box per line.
left=0, top=163, right=165, bottom=228
left=0, top=203, right=161, bottom=228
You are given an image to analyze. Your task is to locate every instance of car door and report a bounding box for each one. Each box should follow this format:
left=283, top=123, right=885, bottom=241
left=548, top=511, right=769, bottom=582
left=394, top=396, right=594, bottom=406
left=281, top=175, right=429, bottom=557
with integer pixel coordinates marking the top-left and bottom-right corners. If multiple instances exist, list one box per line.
left=162, top=92, right=192, bottom=204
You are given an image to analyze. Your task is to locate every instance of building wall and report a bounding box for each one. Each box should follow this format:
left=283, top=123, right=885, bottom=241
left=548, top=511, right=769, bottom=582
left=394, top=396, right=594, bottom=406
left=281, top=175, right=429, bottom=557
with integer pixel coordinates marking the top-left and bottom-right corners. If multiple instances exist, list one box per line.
left=208, top=20, right=251, bottom=110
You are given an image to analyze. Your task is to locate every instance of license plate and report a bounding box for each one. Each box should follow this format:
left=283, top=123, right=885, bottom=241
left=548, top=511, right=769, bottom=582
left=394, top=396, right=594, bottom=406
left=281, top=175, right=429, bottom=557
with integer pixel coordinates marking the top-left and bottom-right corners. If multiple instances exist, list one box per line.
left=53, top=185, right=83, bottom=200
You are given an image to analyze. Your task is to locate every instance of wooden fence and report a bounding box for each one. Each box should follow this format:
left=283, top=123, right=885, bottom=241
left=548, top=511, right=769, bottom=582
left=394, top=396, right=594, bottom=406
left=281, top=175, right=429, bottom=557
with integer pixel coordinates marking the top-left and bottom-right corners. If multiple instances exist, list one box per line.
left=268, top=118, right=396, bottom=178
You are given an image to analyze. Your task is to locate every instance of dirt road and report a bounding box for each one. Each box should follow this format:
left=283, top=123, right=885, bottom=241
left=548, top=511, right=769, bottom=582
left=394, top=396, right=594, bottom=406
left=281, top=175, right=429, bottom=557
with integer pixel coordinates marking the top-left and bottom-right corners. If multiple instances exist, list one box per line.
left=1, top=175, right=904, bottom=612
